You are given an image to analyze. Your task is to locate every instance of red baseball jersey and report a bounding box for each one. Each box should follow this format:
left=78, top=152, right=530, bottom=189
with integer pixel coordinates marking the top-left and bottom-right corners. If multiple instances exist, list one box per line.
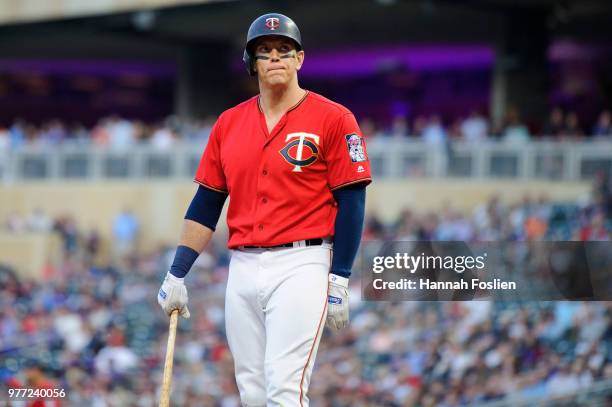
left=195, top=91, right=372, bottom=248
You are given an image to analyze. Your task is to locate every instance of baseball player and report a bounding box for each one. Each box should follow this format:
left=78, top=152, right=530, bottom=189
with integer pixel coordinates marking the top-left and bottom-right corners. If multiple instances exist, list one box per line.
left=157, top=13, right=371, bottom=406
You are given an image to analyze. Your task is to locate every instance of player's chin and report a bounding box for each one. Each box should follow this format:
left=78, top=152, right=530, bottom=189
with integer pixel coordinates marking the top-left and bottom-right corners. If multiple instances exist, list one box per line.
left=267, top=69, right=287, bottom=78
left=264, top=74, right=289, bottom=86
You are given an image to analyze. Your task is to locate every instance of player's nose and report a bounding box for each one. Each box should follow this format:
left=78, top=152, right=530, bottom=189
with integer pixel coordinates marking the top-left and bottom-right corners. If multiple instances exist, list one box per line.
left=268, top=48, right=281, bottom=61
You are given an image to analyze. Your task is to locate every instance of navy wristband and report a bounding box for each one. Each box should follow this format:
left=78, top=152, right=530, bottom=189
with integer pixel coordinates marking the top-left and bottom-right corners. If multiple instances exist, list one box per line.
left=169, top=245, right=199, bottom=278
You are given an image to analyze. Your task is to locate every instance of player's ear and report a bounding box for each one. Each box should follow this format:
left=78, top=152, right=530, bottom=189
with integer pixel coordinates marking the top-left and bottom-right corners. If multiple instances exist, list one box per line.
left=296, top=50, right=305, bottom=71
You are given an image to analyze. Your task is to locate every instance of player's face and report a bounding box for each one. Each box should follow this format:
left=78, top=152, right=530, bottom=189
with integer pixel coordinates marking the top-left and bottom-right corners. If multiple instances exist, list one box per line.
left=253, top=37, right=304, bottom=87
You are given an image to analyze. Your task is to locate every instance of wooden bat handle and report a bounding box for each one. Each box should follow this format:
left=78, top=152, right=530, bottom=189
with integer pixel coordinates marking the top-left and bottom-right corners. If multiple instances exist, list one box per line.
left=159, top=309, right=179, bottom=407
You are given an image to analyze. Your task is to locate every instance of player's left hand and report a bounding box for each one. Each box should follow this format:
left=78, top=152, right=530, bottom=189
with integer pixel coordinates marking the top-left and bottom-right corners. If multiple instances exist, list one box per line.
left=326, top=274, right=349, bottom=330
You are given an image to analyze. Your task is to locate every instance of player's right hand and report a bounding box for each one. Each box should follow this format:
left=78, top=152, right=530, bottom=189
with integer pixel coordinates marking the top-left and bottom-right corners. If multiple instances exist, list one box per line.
left=157, top=272, right=191, bottom=319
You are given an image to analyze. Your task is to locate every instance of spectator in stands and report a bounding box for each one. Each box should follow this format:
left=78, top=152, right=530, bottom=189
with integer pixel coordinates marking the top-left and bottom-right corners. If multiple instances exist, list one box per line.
left=421, top=114, right=447, bottom=145
left=20, top=125, right=41, bottom=147
left=460, top=110, right=489, bottom=142
left=112, top=208, right=139, bottom=258
left=502, top=107, right=530, bottom=145
left=543, top=107, right=565, bottom=137
left=547, top=363, right=582, bottom=398
left=182, top=116, right=215, bottom=143
left=393, top=208, right=419, bottom=240
left=94, top=326, right=139, bottom=377
left=84, top=228, right=102, bottom=261
left=579, top=210, right=610, bottom=240
left=435, top=206, right=474, bottom=241
left=413, top=115, right=427, bottom=137
left=53, top=305, right=90, bottom=353
left=200, top=116, right=216, bottom=141
left=53, top=215, right=79, bottom=255
left=39, top=120, right=67, bottom=146
left=561, top=111, right=585, bottom=139
left=9, top=119, right=26, bottom=149
left=26, top=208, right=52, bottom=233
left=0, top=127, right=8, bottom=178
left=66, top=122, right=90, bottom=145
left=472, top=195, right=506, bottom=240
left=593, top=110, right=612, bottom=137
left=91, top=118, right=111, bottom=147
left=358, top=117, right=377, bottom=139
left=525, top=214, right=548, bottom=240
left=5, top=211, right=26, bottom=233
left=129, top=120, right=147, bottom=144
left=448, top=116, right=463, bottom=140
left=363, top=212, right=385, bottom=240
left=593, top=172, right=612, bottom=221
left=388, top=115, right=410, bottom=138
left=0, top=126, right=9, bottom=151
left=150, top=122, right=176, bottom=150
left=107, top=116, right=136, bottom=150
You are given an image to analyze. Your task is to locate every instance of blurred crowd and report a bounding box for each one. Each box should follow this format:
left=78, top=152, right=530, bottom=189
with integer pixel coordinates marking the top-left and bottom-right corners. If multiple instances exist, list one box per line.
left=1, top=255, right=610, bottom=407
left=1, top=182, right=611, bottom=406
left=0, top=115, right=215, bottom=152
left=0, top=107, right=611, bottom=152
left=3, top=208, right=140, bottom=262
left=363, top=107, right=612, bottom=146
left=363, top=174, right=612, bottom=243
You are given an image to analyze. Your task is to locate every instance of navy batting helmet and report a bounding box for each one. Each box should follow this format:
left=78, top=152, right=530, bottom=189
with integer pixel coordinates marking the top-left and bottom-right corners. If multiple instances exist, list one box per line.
left=243, top=13, right=303, bottom=76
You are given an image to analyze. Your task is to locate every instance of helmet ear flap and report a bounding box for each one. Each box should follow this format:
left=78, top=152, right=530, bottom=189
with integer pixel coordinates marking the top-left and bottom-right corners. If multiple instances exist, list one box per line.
left=243, top=50, right=256, bottom=76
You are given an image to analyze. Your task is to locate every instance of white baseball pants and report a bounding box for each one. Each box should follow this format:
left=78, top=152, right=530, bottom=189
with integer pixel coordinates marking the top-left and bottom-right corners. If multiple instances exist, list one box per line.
left=225, top=243, right=331, bottom=407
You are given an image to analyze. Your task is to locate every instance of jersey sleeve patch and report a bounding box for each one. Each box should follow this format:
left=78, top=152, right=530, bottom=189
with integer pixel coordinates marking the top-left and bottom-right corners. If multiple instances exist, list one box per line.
left=345, top=133, right=367, bottom=163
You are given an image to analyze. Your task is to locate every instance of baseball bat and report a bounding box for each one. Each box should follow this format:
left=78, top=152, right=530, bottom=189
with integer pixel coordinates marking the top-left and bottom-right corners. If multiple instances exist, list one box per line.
left=159, top=309, right=179, bottom=407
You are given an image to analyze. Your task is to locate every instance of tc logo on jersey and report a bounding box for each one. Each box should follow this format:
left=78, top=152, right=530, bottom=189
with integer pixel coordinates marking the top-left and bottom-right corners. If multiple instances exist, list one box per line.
left=265, top=17, right=280, bottom=30
left=280, top=132, right=320, bottom=172
left=346, top=133, right=367, bottom=162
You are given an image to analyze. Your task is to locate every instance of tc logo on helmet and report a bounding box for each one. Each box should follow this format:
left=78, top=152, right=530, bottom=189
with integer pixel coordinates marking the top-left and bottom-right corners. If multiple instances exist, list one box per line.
left=265, top=17, right=280, bottom=30
left=280, top=133, right=320, bottom=172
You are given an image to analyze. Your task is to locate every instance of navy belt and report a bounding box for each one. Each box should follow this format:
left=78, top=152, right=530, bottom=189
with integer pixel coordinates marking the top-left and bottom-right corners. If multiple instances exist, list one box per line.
left=241, top=238, right=325, bottom=250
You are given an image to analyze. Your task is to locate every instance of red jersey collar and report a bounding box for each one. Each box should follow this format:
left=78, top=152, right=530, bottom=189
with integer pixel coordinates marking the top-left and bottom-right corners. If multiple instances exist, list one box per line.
left=257, top=90, right=310, bottom=113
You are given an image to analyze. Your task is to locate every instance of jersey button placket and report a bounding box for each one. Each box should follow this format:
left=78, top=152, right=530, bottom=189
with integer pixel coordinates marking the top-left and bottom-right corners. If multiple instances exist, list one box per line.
left=254, top=156, right=269, bottom=238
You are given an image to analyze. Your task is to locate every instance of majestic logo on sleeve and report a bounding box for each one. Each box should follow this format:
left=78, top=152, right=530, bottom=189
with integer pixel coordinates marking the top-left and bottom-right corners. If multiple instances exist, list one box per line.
left=280, top=132, right=320, bottom=172
left=346, top=133, right=367, bottom=162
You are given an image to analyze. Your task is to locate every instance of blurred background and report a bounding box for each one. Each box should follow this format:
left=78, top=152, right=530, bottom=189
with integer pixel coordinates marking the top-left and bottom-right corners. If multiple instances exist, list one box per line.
left=0, top=0, right=611, bottom=406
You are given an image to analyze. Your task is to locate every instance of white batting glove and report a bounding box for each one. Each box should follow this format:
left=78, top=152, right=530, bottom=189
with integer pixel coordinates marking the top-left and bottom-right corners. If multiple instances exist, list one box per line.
left=326, top=274, right=349, bottom=330
left=157, top=272, right=190, bottom=319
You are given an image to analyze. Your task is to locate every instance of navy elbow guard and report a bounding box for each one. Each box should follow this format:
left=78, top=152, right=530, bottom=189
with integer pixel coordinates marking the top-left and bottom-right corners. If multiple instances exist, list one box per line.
left=185, top=185, right=228, bottom=231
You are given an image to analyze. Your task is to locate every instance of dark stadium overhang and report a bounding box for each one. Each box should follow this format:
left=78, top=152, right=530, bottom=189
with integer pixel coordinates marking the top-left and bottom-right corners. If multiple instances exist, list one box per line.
left=0, top=0, right=610, bottom=61
left=0, top=0, right=610, bottom=123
